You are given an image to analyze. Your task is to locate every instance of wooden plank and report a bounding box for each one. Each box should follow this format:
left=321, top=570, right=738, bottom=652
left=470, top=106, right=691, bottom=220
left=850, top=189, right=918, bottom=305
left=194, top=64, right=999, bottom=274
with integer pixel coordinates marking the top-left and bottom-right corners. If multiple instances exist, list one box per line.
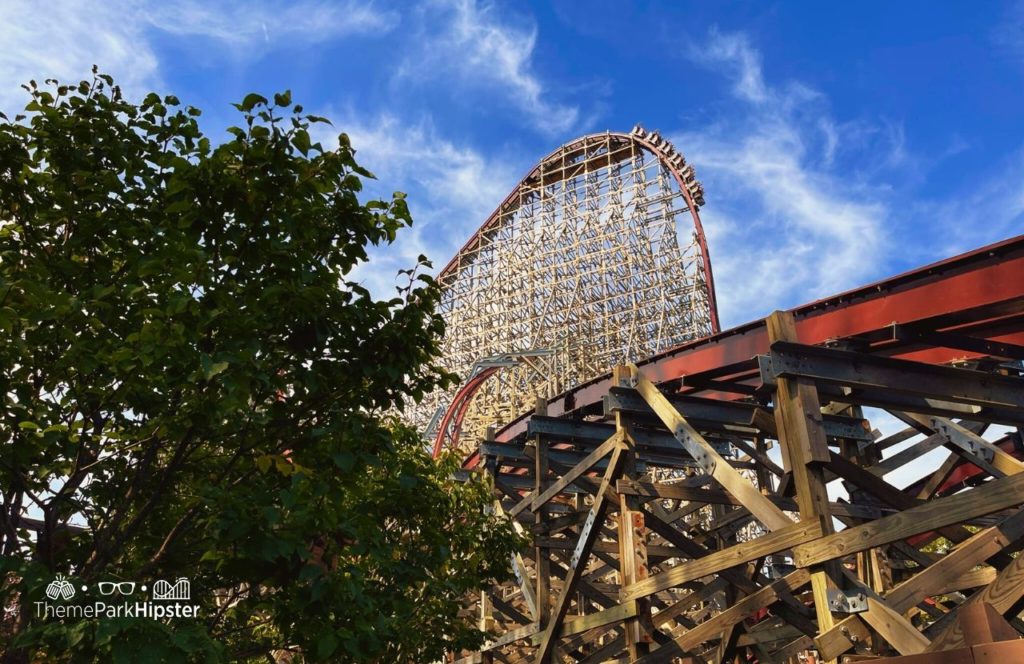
left=479, top=623, right=540, bottom=652
left=621, top=519, right=824, bottom=602
left=816, top=508, right=1024, bottom=660
left=542, top=600, right=639, bottom=640
left=888, top=508, right=1024, bottom=610
left=905, top=414, right=1024, bottom=477
left=927, top=550, right=1024, bottom=652
left=635, top=569, right=812, bottom=663
left=493, top=500, right=539, bottom=620
left=533, top=446, right=624, bottom=663
left=793, top=472, right=1024, bottom=568
left=767, top=310, right=839, bottom=649
left=533, top=401, right=552, bottom=633
left=736, top=624, right=803, bottom=646
left=630, top=365, right=794, bottom=531
left=531, top=433, right=621, bottom=511
left=814, top=615, right=871, bottom=660
left=861, top=597, right=931, bottom=655
left=604, top=388, right=873, bottom=442
left=640, top=501, right=821, bottom=638
left=868, top=421, right=985, bottom=478
left=673, top=568, right=811, bottom=654
left=617, top=478, right=885, bottom=519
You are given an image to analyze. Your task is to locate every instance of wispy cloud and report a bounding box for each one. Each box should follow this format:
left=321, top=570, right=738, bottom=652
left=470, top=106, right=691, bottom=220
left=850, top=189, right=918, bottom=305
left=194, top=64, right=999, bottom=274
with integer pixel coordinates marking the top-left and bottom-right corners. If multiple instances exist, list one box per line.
left=0, top=0, right=158, bottom=113
left=398, top=0, right=580, bottom=136
left=688, top=29, right=769, bottom=104
left=143, top=0, right=397, bottom=47
left=993, top=0, right=1024, bottom=64
left=312, top=112, right=520, bottom=295
left=910, top=145, right=1024, bottom=258
left=674, top=28, right=897, bottom=327
left=0, top=0, right=394, bottom=114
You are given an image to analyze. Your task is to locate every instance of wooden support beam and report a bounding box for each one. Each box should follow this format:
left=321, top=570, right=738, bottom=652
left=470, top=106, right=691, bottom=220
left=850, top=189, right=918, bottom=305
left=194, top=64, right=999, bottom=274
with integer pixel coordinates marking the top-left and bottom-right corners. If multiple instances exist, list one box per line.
left=900, top=413, right=1024, bottom=478
left=860, top=596, right=931, bottom=655
left=534, top=445, right=624, bottom=663
left=629, top=364, right=794, bottom=532
left=926, top=548, right=1024, bottom=651
left=635, top=569, right=812, bottom=663
left=617, top=479, right=886, bottom=519
left=494, top=500, right=540, bottom=621
left=610, top=367, right=653, bottom=661
left=793, top=471, right=1024, bottom=568
left=604, top=388, right=873, bottom=442
left=621, top=519, right=824, bottom=602
left=767, top=310, right=840, bottom=651
left=640, top=501, right=821, bottom=638
left=531, top=433, right=621, bottom=511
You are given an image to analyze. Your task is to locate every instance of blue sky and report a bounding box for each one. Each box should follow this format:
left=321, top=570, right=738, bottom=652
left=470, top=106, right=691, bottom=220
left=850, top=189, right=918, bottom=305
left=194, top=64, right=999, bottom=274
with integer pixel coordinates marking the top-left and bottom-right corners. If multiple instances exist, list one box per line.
left=2, top=0, right=1023, bottom=328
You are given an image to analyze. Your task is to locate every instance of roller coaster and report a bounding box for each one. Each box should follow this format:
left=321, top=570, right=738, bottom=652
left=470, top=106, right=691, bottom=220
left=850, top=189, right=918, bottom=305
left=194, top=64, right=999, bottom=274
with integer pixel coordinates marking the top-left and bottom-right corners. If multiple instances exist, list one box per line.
left=419, top=128, right=1024, bottom=663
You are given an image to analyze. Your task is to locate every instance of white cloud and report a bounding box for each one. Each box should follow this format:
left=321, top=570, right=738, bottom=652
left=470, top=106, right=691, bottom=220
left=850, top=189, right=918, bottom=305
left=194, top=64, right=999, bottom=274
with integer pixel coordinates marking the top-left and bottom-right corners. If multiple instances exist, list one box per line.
left=688, top=28, right=768, bottom=104
left=311, top=112, right=520, bottom=296
left=0, top=0, right=394, bottom=115
left=0, top=1, right=159, bottom=114
left=398, top=0, right=579, bottom=136
left=909, top=145, right=1024, bottom=259
left=143, top=0, right=397, bottom=47
left=674, top=29, right=893, bottom=327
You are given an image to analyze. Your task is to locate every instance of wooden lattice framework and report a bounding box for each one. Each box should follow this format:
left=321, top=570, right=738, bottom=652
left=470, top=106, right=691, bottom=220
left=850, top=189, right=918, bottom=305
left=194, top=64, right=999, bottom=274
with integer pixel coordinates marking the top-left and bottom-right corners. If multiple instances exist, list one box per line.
left=451, top=236, right=1024, bottom=663
left=410, top=128, right=718, bottom=455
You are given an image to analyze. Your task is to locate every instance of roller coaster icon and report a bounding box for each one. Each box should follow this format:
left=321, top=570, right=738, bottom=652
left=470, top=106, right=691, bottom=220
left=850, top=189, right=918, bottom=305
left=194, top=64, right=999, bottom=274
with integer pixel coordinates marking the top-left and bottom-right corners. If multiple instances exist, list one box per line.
left=151, top=577, right=190, bottom=601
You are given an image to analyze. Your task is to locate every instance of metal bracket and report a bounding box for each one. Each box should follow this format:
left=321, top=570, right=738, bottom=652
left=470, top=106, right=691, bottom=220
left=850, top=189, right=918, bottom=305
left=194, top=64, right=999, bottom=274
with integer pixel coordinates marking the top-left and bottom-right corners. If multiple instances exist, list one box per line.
left=570, top=507, right=599, bottom=568
left=674, top=426, right=716, bottom=474
left=509, top=555, right=537, bottom=618
left=932, top=418, right=996, bottom=464
left=825, top=588, right=868, bottom=613
left=757, top=355, right=777, bottom=386
left=935, top=420, right=992, bottom=460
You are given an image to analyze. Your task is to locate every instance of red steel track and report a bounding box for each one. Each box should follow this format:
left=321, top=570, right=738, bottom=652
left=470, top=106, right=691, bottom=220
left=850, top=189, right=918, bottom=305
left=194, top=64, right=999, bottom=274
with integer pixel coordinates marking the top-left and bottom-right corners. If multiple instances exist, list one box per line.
left=466, top=233, right=1024, bottom=465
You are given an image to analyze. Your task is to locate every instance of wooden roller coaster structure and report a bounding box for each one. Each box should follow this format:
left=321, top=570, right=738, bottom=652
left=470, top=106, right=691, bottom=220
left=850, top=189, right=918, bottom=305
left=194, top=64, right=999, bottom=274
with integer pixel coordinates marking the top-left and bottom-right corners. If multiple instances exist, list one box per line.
left=425, top=130, right=1024, bottom=663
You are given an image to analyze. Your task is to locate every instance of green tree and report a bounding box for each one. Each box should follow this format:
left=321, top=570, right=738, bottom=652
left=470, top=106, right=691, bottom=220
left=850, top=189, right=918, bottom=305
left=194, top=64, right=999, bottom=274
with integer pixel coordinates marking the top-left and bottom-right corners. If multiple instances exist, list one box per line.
left=0, top=71, right=521, bottom=662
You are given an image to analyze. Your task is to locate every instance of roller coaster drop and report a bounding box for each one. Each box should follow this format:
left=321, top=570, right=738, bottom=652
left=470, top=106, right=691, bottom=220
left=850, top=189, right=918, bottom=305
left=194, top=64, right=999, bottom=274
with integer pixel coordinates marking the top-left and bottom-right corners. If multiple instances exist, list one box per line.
left=419, top=128, right=1024, bottom=663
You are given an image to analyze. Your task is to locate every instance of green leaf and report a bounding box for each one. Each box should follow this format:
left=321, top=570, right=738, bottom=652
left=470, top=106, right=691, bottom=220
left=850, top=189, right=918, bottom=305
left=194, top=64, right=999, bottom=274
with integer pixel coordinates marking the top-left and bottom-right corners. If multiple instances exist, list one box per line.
left=273, top=90, right=292, bottom=107
left=239, top=93, right=268, bottom=111
left=0, top=74, right=524, bottom=664
left=292, top=129, right=311, bottom=155
left=332, top=451, right=355, bottom=472
left=200, top=354, right=229, bottom=380
left=316, top=632, right=338, bottom=658
left=256, top=456, right=272, bottom=473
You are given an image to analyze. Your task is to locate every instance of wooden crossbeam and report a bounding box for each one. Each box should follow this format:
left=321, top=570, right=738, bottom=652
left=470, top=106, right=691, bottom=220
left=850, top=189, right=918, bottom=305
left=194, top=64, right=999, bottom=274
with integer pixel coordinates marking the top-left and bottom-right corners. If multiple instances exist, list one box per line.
left=530, top=433, right=621, bottom=511
left=629, top=364, right=794, bottom=531
left=459, top=296, right=1024, bottom=663
left=533, top=446, right=625, bottom=663
left=793, top=471, right=1024, bottom=568
left=926, top=547, right=1024, bottom=651
left=621, top=519, right=824, bottom=602
left=635, top=569, right=812, bottom=663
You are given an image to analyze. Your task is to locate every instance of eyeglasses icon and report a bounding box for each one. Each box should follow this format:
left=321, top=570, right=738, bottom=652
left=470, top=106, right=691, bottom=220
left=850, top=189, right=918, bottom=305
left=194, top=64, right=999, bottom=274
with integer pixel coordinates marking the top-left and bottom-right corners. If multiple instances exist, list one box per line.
left=97, top=581, right=136, bottom=596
